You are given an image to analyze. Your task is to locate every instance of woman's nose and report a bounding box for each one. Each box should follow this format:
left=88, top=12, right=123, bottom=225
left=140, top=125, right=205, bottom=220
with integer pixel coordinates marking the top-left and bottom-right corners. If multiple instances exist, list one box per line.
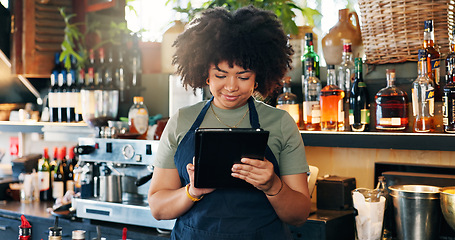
left=225, top=76, right=238, bottom=92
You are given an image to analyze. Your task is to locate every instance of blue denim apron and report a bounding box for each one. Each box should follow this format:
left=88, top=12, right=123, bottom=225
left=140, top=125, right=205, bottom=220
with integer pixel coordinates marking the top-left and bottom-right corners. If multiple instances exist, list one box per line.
left=171, top=97, right=292, bottom=240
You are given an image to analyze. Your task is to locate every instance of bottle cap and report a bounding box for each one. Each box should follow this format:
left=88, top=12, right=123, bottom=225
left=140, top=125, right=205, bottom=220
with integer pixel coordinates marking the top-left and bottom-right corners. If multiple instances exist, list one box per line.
left=327, top=65, right=335, bottom=69
left=72, top=230, right=86, bottom=239
left=133, top=96, right=144, bottom=103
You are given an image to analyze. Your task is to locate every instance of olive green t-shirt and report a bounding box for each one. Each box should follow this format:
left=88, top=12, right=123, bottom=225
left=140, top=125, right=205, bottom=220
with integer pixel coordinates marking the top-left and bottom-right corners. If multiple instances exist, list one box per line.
left=153, top=99, right=309, bottom=176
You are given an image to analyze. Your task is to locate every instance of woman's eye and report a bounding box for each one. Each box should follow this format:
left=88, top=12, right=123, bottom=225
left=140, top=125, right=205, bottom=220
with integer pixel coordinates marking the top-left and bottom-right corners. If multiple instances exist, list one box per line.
left=239, top=76, right=250, bottom=80
left=215, top=75, right=226, bottom=79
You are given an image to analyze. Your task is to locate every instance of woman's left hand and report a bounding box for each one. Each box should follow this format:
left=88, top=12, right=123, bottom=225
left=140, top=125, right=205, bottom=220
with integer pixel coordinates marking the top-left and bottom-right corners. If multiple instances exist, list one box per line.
left=231, top=158, right=278, bottom=193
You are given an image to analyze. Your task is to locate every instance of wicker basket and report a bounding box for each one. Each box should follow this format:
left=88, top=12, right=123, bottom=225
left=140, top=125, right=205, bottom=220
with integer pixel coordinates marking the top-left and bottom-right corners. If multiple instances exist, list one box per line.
left=359, top=0, right=455, bottom=64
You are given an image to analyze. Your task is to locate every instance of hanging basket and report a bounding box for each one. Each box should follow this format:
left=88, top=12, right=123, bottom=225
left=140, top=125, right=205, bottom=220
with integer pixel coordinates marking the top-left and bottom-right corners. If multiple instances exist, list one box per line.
left=358, top=0, right=455, bottom=64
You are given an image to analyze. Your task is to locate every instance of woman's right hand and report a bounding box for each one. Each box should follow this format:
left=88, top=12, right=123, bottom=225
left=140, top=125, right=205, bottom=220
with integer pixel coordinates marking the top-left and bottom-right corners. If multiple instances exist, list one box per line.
left=186, top=162, right=215, bottom=198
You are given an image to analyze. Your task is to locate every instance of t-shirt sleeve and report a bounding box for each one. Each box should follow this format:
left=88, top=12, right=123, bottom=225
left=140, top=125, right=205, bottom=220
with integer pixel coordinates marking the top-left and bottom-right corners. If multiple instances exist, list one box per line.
left=152, top=112, right=179, bottom=169
left=278, top=112, right=310, bottom=176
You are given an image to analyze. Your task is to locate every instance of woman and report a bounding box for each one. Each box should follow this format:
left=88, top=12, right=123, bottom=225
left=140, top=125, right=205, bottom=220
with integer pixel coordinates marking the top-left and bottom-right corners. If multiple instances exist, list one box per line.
left=148, top=6, right=311, bottom=239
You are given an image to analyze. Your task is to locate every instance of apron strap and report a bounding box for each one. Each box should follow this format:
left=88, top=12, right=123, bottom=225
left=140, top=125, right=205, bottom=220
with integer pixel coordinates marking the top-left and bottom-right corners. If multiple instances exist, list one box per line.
left=189, top=97, right=214, bottom=131
left=248, top=97, right=261, bottom=129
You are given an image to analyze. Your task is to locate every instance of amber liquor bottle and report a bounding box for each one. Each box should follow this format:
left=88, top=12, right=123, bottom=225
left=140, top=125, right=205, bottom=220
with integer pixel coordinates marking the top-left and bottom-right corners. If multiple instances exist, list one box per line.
left=302, top=58, right=321, bottom=131
left=320, top=65, right=344, bottom=131
left=412, top=49, right=435, bottom=132
left=375, top=69, right=408, bottom=131
left=349, top=58, right=370, bottom=132
left=423, top=20, right=441, bottom=101
left=276, top=76, right=300, bottom=126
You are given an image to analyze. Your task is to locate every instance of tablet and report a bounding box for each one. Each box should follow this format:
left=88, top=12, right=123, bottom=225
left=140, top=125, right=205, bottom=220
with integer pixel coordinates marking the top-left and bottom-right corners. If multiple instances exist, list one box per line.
left=194, top=128, right=270, bottom=188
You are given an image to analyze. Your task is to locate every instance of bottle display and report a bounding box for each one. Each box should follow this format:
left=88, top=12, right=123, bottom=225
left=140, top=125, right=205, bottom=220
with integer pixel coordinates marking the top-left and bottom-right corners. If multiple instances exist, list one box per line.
left=276, top=76, right=300, bottom=126
left=131, top=34, right=142, bottom=88
left=337, top=39, right=355, bottom=93
left=302, top=58, right=321, bottom=131
left=49, top=52, right=61, bottom=123
left=19, top=215, right=32, bottom=240
left=38, top=147, right=52, bottom=201
left=375, top=69, right=408, bottom=131
left=302, top=33, right=320, bottom=79
left=128, top=96, right=149, bottom=139
left=349, top=58, right=370, bottom=132
left=412, top=49, right=435, bottom=133
left=423, top=20, right=441, bottom=101
left=320, top=65, right=345, bottom=131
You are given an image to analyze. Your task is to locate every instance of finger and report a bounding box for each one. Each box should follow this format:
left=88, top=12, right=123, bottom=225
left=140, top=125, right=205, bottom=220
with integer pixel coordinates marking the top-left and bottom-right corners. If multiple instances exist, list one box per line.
left=241, top=158, right=269, bottom=168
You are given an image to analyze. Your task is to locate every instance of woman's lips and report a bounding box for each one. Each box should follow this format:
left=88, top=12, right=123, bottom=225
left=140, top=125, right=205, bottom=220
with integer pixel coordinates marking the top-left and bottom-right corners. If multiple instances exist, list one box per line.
left=223, top=94, right=239, bottom=101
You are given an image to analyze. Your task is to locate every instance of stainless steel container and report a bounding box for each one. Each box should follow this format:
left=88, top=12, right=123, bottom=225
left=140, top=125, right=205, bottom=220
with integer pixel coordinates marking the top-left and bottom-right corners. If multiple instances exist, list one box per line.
left=389, top=185, right=441, bottom=240
left=99, top=175, right=122, bottom=203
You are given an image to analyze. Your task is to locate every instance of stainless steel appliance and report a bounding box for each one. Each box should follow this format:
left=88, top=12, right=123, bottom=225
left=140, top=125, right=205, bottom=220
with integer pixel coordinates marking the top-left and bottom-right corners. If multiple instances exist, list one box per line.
left=72, top=137, right=175, bottom=230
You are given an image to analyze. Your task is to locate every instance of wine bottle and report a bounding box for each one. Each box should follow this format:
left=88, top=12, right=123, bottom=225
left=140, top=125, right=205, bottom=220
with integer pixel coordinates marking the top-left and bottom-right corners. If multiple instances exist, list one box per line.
left=423, top=20, right=441, bottom=101
left=38, top=147, right=52, bottom=201
left=49, top=52, right=61, bottom=122
left=349, top=57, right=370, bottom=132
left=74, top=67, right=85, bottom=122
left=81, top=49, right=97, bottom=123
left=66, top=55, right=77, bottom=122
left=52, top=148, right=65, bottom=199
left=444, top=30, right=455, bottom=133
left=57, top=66, right=68, bottom=123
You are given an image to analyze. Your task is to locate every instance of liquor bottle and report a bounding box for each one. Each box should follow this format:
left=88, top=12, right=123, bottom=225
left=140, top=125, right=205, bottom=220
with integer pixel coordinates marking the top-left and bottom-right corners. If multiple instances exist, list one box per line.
left=38, top=147, right=52, bottom=201
left=302, top=58, right=321, bottom=130
left=443, top=66, right=455, bottom=133
left=349, top=57, right=370, bottom=132
left=276, top=76, right=300, bottom=126
left=337, top=39, right=355, bottom=93
left=104, top=47, right=120, bottom=120
left=302, top=32, right=320, bottom=79
left=19, top=215, right=32, bottom=240
left=94, top=48, right=106, bottom=119
left=320, top=65, right=345, bottom=131
left=66, top=56, right=77, bottom=122
left=445, top=29, right=455, bottom=88
left=375, top=176, right=392, bottom=240
left=412, top=49, right=435, bottom=132
left=116, top=47, right=128, bottom=103
left=375, top=69, right=408, bottom=131
left=423, top=20, right=441, bottom=101
left=128, top=96, right=149, bottom=139
left=131, top=34, right=142, bottom=88
left=52, top=148, right=65, bottom=199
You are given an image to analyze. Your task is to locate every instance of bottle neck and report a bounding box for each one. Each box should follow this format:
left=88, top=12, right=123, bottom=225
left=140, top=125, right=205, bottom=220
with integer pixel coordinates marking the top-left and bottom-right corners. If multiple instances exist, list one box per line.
left=305, top=40, right=314, bottom=53
left=424, top=31, right=435, bottom=48
left=327, top=69, right=337, bottom=85
left=355, top=62, right=363, bottom=80
left=386, top=72, right=396, bottom=87
left=283, top=83, right=292, bottom=93
left=418, top=59, right=428, bottom=76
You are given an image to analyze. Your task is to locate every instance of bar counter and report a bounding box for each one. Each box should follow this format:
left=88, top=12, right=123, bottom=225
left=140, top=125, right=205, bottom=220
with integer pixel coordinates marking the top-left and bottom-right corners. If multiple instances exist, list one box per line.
left=0, top=200, right=354, bottom=240
left=0, top=200, right=170, bottom=240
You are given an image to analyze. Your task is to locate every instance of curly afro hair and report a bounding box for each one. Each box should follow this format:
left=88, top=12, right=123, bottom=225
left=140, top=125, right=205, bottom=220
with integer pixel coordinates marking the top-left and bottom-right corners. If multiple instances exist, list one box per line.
left=172, top=5, right=294, bottom=97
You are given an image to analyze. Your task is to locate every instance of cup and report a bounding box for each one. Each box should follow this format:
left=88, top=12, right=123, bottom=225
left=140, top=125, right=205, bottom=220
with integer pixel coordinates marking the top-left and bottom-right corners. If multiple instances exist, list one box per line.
left=352, top=188, right=386, bottom=240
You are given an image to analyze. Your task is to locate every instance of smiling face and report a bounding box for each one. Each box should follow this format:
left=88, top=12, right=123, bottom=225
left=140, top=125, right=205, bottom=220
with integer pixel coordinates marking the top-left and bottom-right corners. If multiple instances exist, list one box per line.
left=208, top=61, right=256, bottom=110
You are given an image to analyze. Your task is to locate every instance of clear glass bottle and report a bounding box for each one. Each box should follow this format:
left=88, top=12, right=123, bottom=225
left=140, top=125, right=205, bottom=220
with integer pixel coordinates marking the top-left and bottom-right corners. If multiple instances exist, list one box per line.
left=128, top=96, right=149, bottom=139
left=302, top=58, right=321, bottom=131
left=320, top=65, right=344, bottom=131
left=375, top=69, right=408, bottom=131
left=423, top=20, right=441, bottom=101
left=302, top=33, right=320, bottom=79
left=349, top=58, right=370, bottom=132
left=276, top=76, right=300, bottom=126
left=337, top=39, right=355, bottom=93
left=412, top=49, right=435, bottom=133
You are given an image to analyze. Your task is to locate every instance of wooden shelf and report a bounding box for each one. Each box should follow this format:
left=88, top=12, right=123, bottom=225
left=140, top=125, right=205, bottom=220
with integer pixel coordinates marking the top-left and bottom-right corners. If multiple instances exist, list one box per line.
left=301, top=131, right=455, bottom=151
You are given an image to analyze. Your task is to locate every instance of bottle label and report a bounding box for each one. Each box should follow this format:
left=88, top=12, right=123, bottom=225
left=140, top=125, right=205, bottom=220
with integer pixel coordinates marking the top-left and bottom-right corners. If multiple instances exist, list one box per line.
left=303, top=101, right=319, bottom=123
left=430, top=59, right=440, bottom=85
left=276, top=104, right=300, bottom=124
left=48, top=92, right=58, bottom=108
left=427, top=88, right=435, bottom=116
left=52, top=181, right=64, bottom=199
left=38, top=171, right=50, bottom=191
left=411, top=88, right=418, bottom=116
left=443, top=96, right=448, bottom=118
left=360, top=109, right=370, bottom=124
left=379, top=118, right=402, bottom=126
left=131, top=108, right=149, bottom=134
left=358, top=82, right=367, bottom=88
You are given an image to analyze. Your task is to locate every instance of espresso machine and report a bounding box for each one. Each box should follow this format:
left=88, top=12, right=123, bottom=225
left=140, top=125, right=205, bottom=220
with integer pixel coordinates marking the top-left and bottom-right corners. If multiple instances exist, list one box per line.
left=72, top=137, right=175, bottom=231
